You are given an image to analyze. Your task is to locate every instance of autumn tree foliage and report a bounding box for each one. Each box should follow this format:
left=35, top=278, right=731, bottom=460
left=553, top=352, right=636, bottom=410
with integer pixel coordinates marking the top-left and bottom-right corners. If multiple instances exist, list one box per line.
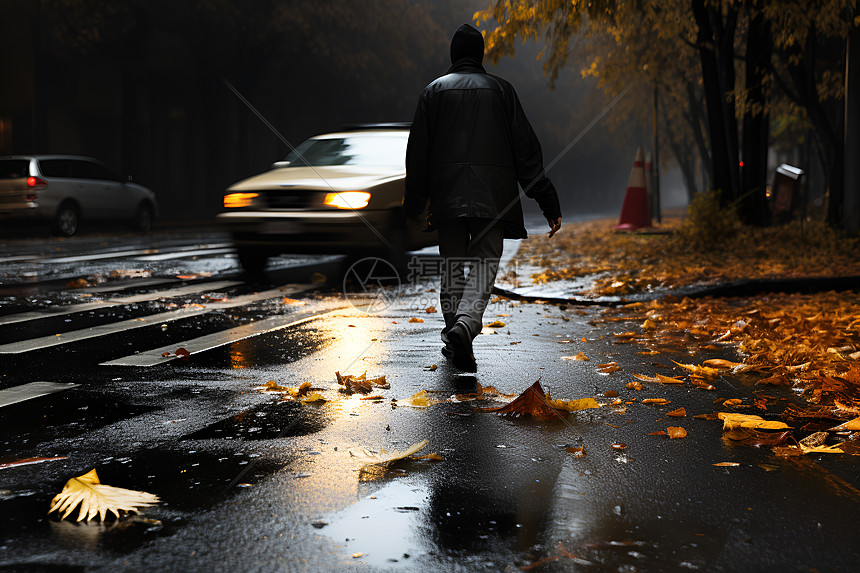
left=475, top=0, right=856, bottom=226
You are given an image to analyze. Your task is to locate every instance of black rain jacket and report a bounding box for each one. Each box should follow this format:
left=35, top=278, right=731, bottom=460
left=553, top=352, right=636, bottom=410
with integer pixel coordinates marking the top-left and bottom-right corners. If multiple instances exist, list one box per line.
left=403, top=57, right=561, bottom=239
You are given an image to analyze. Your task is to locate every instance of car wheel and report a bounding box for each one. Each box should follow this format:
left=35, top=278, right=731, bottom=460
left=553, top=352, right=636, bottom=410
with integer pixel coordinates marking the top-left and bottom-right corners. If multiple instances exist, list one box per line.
left=134, top=203, right=153, bottom=232
left=53, top=202, right=79, bottom=237
left=236, top=246, right=268, bottom=276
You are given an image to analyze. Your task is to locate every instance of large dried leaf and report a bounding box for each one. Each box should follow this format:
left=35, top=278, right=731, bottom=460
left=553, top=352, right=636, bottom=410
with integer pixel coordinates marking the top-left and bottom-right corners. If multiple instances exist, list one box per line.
left=718, top=413, right=791, bottom=431
left=336, top=371, right=389, bottom=394
left=722, top=427, right=791, bottom=446
left=667, top=426, right=687, bottom=439
left=829, top=416, right=860, bottom=431
left=349, top=439, right=429, bottom=469
left=672, top=360, right=720, bottom=380
left=400, top=390, right=441, bottom=408
left=632, top=372, right=684, bottom=384
left=48, top=469, right=159, bottom=522
left=546, top=395, right=601, bottom=412
left=480, top=380, right=567, bottom=420
left=597, top=362, right=620, bottom=374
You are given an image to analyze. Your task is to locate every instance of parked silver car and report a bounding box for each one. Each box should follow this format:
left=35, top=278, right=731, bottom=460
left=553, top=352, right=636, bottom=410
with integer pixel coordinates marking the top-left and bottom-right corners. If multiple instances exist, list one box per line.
left=0, top=155, right=158, bottom=236
left=217, top=125, right=436, bottom=273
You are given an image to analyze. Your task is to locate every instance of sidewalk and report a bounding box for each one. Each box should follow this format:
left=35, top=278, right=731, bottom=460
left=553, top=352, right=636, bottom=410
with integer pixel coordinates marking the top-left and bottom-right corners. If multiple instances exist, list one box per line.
left=495, top=215, right=860, bottom=303
left=492, top=215, right=860, bottom=452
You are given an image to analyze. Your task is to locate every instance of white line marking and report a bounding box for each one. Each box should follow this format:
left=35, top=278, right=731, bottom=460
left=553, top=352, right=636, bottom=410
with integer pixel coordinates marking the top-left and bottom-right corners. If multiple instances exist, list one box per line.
left=38, top=248, right=164, bottom=264
left=0, top=284, right=314, bottom=354
left=133, top=247, right=235, bottom=262
left=0, top=280, right=242, bottom=326
left=0, top=381, right=79, bottom=408
left=0, top=307, right=211, bottom=354
left=82, top=278, right=178, bottom=293
left=0, top=255, right=41, bottom=263
left=100, top=308, right=345, bottom=367
left=35, top=243, right=235, bottom=264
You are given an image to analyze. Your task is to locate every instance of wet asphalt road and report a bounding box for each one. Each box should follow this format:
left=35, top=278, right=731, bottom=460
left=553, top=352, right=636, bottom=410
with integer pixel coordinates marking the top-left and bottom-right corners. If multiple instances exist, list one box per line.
left=0, top=227, right=859, bottom=572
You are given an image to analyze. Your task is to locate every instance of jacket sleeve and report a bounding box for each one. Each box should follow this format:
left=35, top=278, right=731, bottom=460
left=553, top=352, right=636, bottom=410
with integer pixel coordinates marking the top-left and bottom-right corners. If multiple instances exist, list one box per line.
left=509, top=88, right=562, bottom=221
left=404, top=95, right=431, bottom=218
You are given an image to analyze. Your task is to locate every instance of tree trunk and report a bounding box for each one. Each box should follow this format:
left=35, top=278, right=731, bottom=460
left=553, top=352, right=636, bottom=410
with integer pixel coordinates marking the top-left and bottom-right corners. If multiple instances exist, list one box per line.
left=683, top=81, right=713, bottom=189
left=845, top=18, right=860, bottom=234
left=692, top=0, right=736, bottom=203
left=740, top=4, right=771, bottom=226
left=710, top=2, right=741, bottom=203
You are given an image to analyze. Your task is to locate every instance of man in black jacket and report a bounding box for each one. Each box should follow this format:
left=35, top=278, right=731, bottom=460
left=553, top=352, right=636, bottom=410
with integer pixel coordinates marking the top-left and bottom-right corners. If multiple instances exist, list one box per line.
left=404, top=23, right=562, bottom=371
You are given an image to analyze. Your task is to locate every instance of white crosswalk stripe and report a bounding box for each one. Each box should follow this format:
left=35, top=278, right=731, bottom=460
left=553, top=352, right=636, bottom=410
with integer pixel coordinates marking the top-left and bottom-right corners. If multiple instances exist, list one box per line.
left=0, top=284, right=314, bottom=354
left=0, top=381, right=80, bottom=408
left=0, top=280, right=242, bottom=326
left=100, top=307, right=344, bottom=367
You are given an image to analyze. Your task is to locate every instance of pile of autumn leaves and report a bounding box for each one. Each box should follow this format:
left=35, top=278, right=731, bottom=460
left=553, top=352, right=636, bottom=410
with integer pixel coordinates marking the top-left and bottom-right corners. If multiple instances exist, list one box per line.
left=606, top=291, right=860, bottom=454
left=512, top=216, right=860, bottom=454
left=512, top=217, right=860, bottom=296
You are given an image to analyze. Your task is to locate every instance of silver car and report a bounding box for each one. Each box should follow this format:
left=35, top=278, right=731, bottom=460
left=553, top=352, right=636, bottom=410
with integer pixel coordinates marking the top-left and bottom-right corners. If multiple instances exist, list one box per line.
left=217, top=125, right=436, bottom=273
left=0, top=155, right=158, bottom=236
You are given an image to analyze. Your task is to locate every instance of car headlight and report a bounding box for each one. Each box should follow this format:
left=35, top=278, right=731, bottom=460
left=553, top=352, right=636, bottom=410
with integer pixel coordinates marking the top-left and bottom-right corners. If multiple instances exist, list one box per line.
left=223, top=192, right=259, bottom=208
left=324, top=191, right=371, bottom=210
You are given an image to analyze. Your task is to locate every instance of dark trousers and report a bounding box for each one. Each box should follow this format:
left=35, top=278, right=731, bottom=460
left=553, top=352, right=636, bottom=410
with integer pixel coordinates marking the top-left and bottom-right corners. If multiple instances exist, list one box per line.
left=436, top=218, right=505, bottom=339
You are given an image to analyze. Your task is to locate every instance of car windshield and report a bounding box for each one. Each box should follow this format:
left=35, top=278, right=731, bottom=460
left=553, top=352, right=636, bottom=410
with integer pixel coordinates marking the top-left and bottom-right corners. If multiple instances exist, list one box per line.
left=284, top=134, right=407, bottom=170
left=0, top=160, right=30, bottom=179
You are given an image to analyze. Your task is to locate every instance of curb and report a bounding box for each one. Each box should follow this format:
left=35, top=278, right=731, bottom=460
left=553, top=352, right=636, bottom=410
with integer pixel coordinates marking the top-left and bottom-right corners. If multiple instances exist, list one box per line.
left=492, top=275, right=860, bottom=307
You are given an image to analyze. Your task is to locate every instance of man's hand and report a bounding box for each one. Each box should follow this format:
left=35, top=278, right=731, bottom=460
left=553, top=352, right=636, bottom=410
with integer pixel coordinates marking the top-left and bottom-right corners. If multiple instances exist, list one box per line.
left=547, top=216, right=562, bottom=238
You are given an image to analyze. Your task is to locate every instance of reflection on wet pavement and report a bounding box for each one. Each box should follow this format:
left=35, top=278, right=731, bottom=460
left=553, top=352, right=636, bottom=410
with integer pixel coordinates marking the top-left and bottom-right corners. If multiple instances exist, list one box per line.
left=183, top=399, right=329, bottom=441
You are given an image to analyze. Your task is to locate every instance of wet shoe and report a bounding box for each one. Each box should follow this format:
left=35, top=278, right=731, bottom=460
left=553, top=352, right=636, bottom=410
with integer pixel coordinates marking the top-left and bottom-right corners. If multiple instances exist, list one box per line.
left=447, top=321, right=476, bottom=372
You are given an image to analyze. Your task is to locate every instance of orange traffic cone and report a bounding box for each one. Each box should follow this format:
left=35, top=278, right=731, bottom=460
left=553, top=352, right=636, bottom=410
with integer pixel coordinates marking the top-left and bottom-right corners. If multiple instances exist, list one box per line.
left=616, top=147, right=652, bottom=230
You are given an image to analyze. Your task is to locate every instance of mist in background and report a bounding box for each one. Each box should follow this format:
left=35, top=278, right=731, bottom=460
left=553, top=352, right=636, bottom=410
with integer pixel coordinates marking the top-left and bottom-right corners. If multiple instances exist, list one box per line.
left=0, top=0, right=687, bottom=222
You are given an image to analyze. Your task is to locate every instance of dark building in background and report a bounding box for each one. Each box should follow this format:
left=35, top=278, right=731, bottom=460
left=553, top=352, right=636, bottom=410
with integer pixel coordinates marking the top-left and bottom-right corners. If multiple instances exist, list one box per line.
left=0, top=1, right=449, bottom=222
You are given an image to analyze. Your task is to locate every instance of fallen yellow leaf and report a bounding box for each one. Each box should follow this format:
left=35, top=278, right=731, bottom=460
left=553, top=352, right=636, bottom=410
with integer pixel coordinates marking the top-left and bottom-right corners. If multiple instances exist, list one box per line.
left=717, top=412, right=791, bottom=431
left=632, top=372, right=684, bottom=384
left=349, top=439, right=429, bottom=469
left=486, top=320, right=506, bottom=328
left=401, top=390, right=441, bottom=408
left=566, top=446, right=586, bottom=457
left=48, top=469, right=159, bottom=522
left=667, top=426, right=687, bottom=439
left=409, top=317, right=424, bottom=323
left=713, top=462, right=740, bottom=467
left=562, top=352, right=589, bottom=361
left=598, top=362, right=620, bottom=374
left=666, top=407, right=687, bottom=417
left=672, top=360, right=721, bottom=380
left=546, top=395, right=601, bottom=412
left=829, top=416, right=860, bottom=431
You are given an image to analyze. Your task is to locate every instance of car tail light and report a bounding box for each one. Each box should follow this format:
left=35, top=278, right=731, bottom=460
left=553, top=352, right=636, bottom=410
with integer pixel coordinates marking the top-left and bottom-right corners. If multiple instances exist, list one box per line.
left=224, top=192, right=259, bottom=208
left=27, top=176, right=48, bottom=189
left=324, top=191, right=370, bottom=210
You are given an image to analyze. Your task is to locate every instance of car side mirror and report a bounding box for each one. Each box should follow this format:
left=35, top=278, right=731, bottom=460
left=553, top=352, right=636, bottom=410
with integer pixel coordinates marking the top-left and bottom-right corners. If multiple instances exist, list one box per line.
left=271, top=161, right=291, bottom=169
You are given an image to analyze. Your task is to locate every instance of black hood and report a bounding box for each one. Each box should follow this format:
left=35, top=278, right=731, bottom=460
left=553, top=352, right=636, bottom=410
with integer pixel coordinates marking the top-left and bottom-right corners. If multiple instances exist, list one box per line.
left=450, top=23, right=484, bottom=64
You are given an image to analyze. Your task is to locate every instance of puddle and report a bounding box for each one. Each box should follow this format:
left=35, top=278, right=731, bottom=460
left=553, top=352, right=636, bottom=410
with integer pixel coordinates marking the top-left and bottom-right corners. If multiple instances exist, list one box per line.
left=320, top=480, right=431, bottom=567
left=183, top=399, right=327, bottom=441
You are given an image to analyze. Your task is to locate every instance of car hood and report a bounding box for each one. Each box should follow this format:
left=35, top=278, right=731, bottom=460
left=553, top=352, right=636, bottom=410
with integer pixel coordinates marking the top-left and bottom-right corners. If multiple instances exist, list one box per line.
left=227, top=166, right=403, bottom=193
